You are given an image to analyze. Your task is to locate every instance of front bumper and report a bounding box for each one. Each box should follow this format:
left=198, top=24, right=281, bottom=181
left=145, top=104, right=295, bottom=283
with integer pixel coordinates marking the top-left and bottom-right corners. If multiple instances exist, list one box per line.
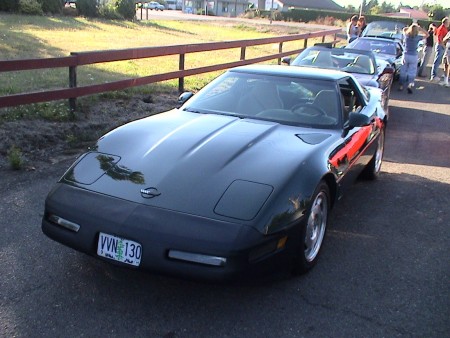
left=42, top=184, right=299, bottom=281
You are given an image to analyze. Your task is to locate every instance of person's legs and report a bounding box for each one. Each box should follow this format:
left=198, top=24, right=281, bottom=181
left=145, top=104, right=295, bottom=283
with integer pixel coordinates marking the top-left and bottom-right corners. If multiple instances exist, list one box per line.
left=418, top=45, right=432, bottom=77
left=398, top=57, right=407, bottom=90
left=406, top=55, right=418, bottom=93
left=440, top=54, right=449, bottom=86
left=430, top=45, right=444, bottom=80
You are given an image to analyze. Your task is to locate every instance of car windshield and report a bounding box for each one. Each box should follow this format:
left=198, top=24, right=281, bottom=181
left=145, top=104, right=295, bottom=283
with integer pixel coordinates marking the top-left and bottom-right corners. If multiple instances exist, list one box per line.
left=348, top=38, right=397, bottom=56
left=181, top=71, right=341, bottom=129
left=362, top=21, right=406, bottom=41
left=291, top=48, right=376, bottom=75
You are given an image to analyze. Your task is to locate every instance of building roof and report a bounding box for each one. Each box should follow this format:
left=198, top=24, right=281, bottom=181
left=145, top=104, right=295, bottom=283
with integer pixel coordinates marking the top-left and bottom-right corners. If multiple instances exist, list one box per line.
left=385, top=8, right=429, bottom=20
left=279, top=0, right=343, bottom=11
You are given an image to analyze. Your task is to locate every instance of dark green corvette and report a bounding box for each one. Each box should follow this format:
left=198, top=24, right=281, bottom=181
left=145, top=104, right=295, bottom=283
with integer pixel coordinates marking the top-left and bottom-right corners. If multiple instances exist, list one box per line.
left=42, top=65, right=386, bottom=281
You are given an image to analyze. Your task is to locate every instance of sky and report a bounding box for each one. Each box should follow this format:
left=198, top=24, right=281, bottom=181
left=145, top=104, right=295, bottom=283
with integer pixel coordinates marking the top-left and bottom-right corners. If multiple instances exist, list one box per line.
left=333, top=0, right=449, bottom=9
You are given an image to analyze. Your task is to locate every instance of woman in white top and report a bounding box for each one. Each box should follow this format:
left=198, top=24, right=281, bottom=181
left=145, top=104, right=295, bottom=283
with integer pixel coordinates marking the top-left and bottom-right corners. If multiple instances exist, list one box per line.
left=347, top=15, right=360, bottom=43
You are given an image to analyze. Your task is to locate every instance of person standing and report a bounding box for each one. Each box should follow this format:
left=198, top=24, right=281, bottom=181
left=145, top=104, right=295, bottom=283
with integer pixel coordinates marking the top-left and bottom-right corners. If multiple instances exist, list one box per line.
left=399, top=23, right=429, bottom=94
left=418, top=23, right=436, bottom=77
left=439, top=31, right=450, bottom=87
left=347, top=15, right=359, bottom=43
left=358, top=16, right=367, bottom=36
left=430, top=17, right=449, bottom=82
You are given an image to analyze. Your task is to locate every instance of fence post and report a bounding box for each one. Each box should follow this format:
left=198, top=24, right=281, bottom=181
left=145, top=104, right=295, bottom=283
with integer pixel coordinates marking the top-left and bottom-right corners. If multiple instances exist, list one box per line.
left=240, top=46, right=246, bottom=60
left=69, top=52, right=77, bottom=114
left=278, top=42, right=283, bottom=65
left=179, top=53, right=185, bottom=93
left=322, top=35, right=325, bottom=43
left=304, top=39, right=308, bottom=49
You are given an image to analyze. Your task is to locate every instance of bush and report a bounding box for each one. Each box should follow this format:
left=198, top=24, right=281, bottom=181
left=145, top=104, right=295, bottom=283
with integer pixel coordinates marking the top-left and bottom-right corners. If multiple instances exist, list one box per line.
left=62, top=6, right=78, bottom=16
left=77, top=0, right=98, bottom=17
left=115, top=0, right=136, bottom=20
left=38, top=0, right=62, bottom=14
left=99, top=2, right=123, bottom=19
left=0, top=0, right=19, bottom=12
left=7, top=146, right=24, bottom=170
left=18, top=0, right=44, bottom=15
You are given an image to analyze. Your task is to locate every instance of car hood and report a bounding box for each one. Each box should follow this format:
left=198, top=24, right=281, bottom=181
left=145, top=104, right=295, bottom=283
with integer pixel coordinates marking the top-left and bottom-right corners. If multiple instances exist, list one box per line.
left=62, top=109, right=334, bottom=222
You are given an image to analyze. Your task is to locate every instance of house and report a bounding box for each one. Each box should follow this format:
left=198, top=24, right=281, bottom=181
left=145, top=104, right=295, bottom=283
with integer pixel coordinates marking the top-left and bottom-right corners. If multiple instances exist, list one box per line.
left=266, top=0, right=343, bottom=12
left=181, top=0, right=343, bottom=17
left=182, top=0, right=249, bottom=16
left=384, top=7, right=429, bottom=21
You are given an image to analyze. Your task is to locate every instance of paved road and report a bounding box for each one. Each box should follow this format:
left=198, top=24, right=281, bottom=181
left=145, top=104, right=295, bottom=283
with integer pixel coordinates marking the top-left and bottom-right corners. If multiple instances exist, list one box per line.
left=135, top=8, right=337, bottom=31
left=1, top=67, right=449, bottom=338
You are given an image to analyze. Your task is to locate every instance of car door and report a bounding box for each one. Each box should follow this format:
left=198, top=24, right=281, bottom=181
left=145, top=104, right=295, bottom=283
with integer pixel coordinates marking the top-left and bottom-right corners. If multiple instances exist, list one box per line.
left=330, top=77, right=381, bottom=192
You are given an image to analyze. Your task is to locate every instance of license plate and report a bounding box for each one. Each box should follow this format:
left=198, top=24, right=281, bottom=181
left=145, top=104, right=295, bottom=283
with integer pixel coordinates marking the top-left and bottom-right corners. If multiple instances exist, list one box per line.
left=97, top=232, right=142, bottom=266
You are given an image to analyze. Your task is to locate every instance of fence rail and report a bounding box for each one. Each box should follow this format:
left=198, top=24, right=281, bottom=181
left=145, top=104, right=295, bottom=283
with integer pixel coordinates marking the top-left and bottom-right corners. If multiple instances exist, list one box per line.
left=0, top=28, right=341, bottom=111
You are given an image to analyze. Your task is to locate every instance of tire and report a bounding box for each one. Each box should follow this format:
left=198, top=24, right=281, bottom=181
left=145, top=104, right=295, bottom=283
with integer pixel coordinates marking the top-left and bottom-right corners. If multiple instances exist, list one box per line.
left=293, top=181, right=330, bottom=275
left=362, top=128, right=385, bottom=180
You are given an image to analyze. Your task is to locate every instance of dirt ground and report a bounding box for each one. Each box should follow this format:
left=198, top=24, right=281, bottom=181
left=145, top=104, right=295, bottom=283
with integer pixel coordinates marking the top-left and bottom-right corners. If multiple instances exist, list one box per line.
left=0, top=91, right=179, bottom=176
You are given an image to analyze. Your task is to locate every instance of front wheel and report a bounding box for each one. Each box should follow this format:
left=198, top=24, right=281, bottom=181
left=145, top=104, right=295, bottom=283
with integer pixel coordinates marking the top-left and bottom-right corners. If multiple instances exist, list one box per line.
left=293, top=181, right=330, bottom=275
left=361, top=128, right=385, bottom=180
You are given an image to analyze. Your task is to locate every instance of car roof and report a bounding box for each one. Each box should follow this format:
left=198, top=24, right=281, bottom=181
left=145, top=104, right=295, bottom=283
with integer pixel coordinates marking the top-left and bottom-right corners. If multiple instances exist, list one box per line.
left=229, top=64, right=349, bottom=81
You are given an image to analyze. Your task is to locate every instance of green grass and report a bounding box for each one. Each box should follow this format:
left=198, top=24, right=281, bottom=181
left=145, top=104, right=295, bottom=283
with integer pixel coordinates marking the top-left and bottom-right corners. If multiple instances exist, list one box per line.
left=7, top=145, right=24, bottom=170
left=0, top=13, right=330, bottom=119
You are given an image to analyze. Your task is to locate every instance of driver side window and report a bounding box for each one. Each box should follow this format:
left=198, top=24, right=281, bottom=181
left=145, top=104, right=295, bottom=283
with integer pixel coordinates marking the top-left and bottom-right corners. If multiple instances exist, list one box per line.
left=338, top=78, right=364, bottom=121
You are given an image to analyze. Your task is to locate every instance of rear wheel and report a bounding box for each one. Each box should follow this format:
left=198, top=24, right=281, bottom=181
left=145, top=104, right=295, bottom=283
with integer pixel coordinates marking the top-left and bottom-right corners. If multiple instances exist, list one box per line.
left=293, top=181, right=330, bottom=275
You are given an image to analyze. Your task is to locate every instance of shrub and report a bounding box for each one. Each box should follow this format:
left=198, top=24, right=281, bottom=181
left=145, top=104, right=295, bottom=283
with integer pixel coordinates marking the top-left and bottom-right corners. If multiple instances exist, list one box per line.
left=0, top=0, right=19, bottom=12
left=18, top=0, right=44, bottom=15
left=115, top=0, right=136, bottom=20
left=62, top=6, right=78, bottom=16
left=77, top=0, right=98, bottom=17
left=99, top=4, right=121, bottom=19
left=38, top=0, right=62, bottom=14
left=7, top=146, right=24, bottom=170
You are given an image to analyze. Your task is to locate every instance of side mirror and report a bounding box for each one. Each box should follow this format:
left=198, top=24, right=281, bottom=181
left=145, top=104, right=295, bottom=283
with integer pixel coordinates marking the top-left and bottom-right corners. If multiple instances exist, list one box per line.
left=177, top=92, right=194, bottom=106
left=348, top=112, right=370, bottom=128
left=342, top=112, right=371, bottom=137
left=281, top=57, right=291, bottom=65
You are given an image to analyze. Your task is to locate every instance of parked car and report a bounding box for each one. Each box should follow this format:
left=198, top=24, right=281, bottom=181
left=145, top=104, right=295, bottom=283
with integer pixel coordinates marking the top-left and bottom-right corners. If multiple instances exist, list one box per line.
left=361, top=20, right=406, bottom=42
left=347, top=37, right=403, bottom=79
left=143, top=1, right=165, bottom=10
left=42, top=65, right=387, bottom=281
left=282, top=46, right=394, bottom=113
left=358, top=20, right=426, bottom=76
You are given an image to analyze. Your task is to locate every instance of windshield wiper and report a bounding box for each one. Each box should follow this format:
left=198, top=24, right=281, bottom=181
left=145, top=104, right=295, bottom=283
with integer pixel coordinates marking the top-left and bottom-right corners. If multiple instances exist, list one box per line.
left=184, top=107, right=243, bottom=119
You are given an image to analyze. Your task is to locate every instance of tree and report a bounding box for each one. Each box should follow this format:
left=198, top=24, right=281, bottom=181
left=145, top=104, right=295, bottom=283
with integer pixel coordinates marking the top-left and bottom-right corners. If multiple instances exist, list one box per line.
left=38, top=0, right=63, bottom=14
left=428, top=5, right=446, bottom=21
left=0, top=0, right=19, bottom=12
left=77, top=0, right=99, bottom=17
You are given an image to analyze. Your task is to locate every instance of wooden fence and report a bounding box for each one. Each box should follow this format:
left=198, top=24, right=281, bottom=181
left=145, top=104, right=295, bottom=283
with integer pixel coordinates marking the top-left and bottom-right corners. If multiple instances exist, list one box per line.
left=0, top=28, right=341, bottom=111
